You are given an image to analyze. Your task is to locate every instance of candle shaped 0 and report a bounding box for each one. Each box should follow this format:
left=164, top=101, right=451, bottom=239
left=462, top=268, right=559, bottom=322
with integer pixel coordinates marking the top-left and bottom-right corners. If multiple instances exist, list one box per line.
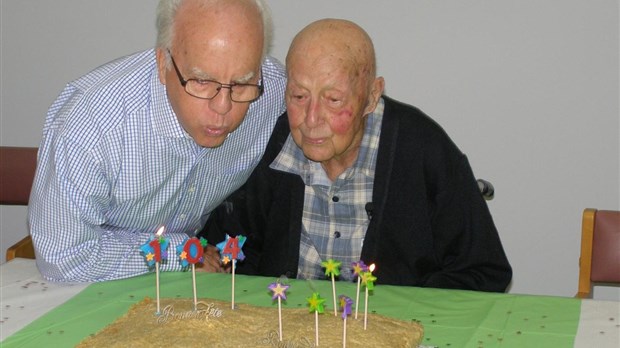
left=183, top=238, right=204, bottom=264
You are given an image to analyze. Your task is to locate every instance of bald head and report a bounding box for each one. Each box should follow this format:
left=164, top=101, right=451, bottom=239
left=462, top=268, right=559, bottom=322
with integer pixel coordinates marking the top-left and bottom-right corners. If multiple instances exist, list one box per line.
left=284, top=19, right=384, bottom=179
left=286, top=18, right=377, bottom=83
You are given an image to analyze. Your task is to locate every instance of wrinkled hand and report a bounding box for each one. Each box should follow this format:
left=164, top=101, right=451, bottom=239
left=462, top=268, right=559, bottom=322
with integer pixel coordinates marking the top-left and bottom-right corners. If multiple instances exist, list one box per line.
left=197, top=244, right=231, bottom=273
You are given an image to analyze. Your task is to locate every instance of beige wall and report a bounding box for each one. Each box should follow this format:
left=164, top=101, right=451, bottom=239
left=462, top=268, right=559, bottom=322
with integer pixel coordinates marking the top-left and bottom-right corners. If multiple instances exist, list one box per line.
left=1, top=0, right=618, bottom=299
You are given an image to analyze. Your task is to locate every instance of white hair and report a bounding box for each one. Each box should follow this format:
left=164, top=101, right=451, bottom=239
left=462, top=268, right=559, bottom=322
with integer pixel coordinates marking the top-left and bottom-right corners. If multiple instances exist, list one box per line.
left=155, top=0, right=273, bottom=61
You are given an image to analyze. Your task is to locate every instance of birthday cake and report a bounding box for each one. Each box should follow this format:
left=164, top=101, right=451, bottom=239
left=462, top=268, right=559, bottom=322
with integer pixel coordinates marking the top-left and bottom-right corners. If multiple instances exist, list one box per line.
left=76, top=297, right=424, bottom=347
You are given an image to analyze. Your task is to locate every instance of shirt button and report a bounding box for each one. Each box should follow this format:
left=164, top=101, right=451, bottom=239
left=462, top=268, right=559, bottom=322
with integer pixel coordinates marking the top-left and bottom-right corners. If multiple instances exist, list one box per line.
left=179, top=214, right=186, bottom=220
left=188, top=186, right=196, bottom=193
left=332, top=196, right=339, bottom=202
left=334, top=231, right=341, bottom=238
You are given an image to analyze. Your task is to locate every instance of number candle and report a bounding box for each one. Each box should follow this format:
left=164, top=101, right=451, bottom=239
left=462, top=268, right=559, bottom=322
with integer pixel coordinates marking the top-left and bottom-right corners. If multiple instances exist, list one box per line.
left=177, top=237, right=207, bottom=311
left=140, top=226, right=169, bottom=315
left=216, top=234, right=246, bottom=310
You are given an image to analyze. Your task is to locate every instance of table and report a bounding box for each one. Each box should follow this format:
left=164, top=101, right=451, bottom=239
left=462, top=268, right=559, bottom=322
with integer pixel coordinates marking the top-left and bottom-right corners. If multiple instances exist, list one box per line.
left=0, top=258, right=88, bottom=341
left=1, top=259, right=618, bottom=347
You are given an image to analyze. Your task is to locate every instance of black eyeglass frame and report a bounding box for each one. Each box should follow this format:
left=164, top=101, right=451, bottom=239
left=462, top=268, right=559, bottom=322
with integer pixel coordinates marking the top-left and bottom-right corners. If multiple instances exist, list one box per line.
left=168, top=52, right=264, bottom=103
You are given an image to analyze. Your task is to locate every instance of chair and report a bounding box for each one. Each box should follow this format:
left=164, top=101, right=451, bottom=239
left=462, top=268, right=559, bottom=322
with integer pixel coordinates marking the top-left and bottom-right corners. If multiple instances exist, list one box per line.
left=476, top=178, right=494, bottom=200
left=576, top=208, right=620, bottom=298
left=1, top=146, right=38, bottom=261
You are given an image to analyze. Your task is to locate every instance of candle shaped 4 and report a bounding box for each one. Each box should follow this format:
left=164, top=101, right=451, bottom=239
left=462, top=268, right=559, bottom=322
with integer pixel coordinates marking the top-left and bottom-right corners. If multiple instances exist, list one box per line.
left=216, top=234, right=247, bottom=309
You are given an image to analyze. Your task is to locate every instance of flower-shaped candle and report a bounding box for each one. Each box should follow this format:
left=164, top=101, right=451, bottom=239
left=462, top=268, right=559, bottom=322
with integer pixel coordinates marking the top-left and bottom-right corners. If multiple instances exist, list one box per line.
left=351, top=260, right=368, bottom=319
left=321, top=259, right=341, bottom=316
left=268, top=282, right=290, bottom=342
left=339, top=295, right=353, bottom=347
left=307, top=292, right=326, bottom=346
left=361, top=263, right=377, bottom=330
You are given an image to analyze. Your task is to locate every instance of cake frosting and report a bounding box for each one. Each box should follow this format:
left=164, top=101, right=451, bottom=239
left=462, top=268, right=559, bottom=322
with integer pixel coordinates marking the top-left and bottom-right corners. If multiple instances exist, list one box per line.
left=77, top=297, right=423, bottom=347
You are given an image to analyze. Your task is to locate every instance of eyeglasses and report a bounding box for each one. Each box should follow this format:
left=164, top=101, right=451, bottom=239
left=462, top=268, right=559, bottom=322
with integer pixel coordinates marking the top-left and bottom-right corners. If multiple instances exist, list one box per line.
left=168, top=53, right=264, bottom=103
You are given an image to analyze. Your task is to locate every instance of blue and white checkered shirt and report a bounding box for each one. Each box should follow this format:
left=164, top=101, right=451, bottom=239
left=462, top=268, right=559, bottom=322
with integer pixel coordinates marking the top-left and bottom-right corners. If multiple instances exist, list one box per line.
left=28, top=49, right=286, bottom=282
left=270, top=99, right=384, bottom=282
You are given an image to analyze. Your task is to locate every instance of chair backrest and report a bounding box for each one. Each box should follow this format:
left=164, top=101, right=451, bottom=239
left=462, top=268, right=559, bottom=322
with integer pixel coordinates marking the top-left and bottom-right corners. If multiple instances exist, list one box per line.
left=1, top=146, right=38, bottom=260
left=0, top=146, right=38, bottom=205
left=576, top=208, right=620, bottom=298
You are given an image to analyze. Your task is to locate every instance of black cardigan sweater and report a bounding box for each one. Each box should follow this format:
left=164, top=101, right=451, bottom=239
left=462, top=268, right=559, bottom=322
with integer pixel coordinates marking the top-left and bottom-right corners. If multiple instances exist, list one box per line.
left=202, top=96, right=512, bottom=292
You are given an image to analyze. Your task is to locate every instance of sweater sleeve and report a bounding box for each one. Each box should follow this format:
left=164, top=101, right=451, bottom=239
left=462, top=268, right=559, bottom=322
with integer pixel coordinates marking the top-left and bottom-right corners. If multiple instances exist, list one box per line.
left=421, top=154, right=512, bottom=292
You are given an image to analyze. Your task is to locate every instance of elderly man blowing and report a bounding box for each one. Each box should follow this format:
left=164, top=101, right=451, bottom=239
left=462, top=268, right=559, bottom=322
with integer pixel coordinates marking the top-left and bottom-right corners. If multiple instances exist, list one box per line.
left=28, top=0, right=286, bottom=282
left=202, top=19, right=512, bottom=292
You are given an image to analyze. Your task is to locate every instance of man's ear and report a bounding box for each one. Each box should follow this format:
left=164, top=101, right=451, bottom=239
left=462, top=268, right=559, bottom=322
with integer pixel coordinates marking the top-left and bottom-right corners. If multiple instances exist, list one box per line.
left=364, top=76, right=385, bottom=115
left=155, top=48, right=168, bottom=85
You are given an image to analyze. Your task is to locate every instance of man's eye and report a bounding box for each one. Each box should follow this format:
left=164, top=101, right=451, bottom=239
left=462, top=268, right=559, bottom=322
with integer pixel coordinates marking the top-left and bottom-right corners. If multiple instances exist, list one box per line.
left=325, top=96, right=343, bottom=105
left=290, top=93, right=306, bottom=102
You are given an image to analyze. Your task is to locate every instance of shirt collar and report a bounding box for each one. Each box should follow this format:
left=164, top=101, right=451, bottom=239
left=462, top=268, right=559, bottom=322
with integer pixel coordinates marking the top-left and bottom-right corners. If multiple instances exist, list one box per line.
left=150, top=69, right=190, bottom=139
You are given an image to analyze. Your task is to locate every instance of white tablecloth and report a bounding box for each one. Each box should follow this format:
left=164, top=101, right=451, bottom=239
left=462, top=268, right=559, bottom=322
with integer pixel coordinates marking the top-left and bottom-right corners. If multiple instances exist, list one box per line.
left=0, top=258, right=89, bottom=341
left=574, top=298, right=620, bottom=347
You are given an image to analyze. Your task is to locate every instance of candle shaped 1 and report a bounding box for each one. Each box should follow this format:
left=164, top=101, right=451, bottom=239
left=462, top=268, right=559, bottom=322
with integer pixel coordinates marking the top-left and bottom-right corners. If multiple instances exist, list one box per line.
left=139, top=226, right=168, bottom=315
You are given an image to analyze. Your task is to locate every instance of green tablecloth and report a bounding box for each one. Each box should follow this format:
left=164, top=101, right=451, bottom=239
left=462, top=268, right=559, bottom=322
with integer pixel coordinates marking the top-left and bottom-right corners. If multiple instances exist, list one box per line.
left=2, top=271, right=580, bottom=347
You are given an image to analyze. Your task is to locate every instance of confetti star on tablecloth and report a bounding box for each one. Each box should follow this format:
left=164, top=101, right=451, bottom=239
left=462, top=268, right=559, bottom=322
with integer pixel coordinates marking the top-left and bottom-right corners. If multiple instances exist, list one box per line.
left=307, top=292, right=326, bottom=314
left=268, top=282, right=290, bottom=301
left=351, top=260, right=368, bottom=279
left=339, top=295, right=353, bottom=318
left=361, top=271, right=377, bottom=291
left=321, top=259, right=341, bottom=278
